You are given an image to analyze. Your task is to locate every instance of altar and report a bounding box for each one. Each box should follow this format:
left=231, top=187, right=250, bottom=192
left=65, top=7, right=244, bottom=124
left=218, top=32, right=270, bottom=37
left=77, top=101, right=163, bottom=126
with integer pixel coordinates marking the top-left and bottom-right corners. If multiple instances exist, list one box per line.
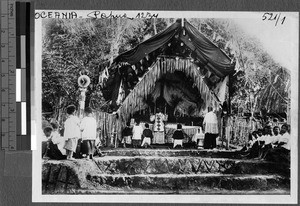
left=140, top=122, right=201, bottom=143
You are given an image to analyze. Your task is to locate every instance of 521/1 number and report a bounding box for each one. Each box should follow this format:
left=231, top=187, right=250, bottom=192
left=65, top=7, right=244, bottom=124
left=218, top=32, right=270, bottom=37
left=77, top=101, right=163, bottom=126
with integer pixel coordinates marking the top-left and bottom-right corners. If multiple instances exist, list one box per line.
left=262, top=12, right=286, bottom=26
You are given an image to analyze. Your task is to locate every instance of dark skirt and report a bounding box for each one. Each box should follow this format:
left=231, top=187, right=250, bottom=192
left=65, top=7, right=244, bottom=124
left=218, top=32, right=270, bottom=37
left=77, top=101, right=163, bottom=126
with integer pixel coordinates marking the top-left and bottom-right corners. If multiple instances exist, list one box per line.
left=81, top=140, right=96, bottom=155
left=203, top=133, right=218, bottom=149
left=48, top=142, right=66, bottom=160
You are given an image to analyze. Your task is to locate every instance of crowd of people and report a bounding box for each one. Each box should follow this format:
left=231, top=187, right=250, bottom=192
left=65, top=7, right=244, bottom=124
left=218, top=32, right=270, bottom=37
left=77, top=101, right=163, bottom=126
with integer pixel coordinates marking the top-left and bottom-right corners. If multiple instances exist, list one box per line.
left=42, top=104, right=291, bottom=164
left=42, top=105, right=104, bottom=161
left=239, top=123, right=290, bottom=162
left=121, top=119, right=186, bottom=149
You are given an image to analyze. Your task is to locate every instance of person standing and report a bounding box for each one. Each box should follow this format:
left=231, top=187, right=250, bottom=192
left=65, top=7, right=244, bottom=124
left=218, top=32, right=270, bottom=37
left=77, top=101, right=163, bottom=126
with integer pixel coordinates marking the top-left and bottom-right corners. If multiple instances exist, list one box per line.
left=80, top=107, right=97, bottom=160
left=63, top=105, right=81, bottom=160
left=203, top=107, right=219, bottom=149
left=150, top=108, right=168, bottom=144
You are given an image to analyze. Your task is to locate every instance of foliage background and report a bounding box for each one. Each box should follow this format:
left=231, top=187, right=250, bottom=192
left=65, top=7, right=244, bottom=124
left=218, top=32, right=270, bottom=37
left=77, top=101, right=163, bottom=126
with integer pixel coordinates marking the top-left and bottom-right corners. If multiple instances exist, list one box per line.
left=42, top=18, right=290, bottom=122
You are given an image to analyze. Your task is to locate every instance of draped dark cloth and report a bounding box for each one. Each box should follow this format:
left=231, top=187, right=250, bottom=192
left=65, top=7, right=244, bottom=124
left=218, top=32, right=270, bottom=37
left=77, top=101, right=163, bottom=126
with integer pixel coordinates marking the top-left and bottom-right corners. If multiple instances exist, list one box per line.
left=114, top=21, right=181, bottom=64
left=184, top=21, right=235, bottom=77
left=114, top=19, right=235, bottom=78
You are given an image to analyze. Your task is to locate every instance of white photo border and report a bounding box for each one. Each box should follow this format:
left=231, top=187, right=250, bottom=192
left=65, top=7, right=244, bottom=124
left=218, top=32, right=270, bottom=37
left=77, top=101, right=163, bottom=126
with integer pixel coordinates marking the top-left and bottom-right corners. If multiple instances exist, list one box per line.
left=32, top=10, right=298, bottom=203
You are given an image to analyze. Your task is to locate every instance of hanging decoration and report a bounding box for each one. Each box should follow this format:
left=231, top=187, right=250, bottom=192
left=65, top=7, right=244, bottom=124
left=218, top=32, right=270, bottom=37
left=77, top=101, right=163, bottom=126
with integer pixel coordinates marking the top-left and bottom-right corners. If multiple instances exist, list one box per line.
left=118, top=57, right=223, bottom=122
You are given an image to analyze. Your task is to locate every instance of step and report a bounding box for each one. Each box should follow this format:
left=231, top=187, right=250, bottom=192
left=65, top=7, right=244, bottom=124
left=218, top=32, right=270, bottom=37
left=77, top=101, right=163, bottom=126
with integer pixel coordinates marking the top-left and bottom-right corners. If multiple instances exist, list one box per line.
left=101, top=148, right=242, bottom=159
left=86, top=173, right=289, bottom=191
left=42, top=159, right=290, bottom=194
left=74, top=188, right=291, bottom=195
left=93, top=156, right=289, bottom=176
left=43, top=171, right=290, bottom=194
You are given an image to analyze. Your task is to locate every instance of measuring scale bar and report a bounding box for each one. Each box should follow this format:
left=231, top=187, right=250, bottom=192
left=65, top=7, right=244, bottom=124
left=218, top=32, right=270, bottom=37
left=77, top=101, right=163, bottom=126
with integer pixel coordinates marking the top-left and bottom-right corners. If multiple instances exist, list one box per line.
left=1, top=1, right=31, bottom=150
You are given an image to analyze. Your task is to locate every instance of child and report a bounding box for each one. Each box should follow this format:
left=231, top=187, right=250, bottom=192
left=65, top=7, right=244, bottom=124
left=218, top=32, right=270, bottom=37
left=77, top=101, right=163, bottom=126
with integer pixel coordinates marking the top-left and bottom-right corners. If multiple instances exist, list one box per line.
left=42, top=126, right=53, bottom=159
left=80, top=107, right=97, bottom=160
left=49, top=122, right=67, bottom=159
left=63, top=105, right=81, bottom=160
left=132, top=119, right=143, bottom=148
left=172, top=124, right=184, bottom=148
left=141, top=123, right=153, bottom=148
left=121, top=122, right=133, bottom=148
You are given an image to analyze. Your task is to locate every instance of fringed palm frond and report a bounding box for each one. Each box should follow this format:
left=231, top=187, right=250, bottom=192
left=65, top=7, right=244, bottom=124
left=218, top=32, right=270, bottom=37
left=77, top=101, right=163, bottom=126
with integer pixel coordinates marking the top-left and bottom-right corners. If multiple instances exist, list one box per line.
left=118, top=57, right=219, bottom=122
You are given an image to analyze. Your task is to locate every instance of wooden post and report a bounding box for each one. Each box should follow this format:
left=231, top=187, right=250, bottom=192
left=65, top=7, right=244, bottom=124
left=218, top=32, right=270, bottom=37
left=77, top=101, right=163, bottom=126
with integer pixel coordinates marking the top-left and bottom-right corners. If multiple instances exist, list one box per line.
left=226, top=73, right=233, bottom=150
left=78, top=87, right=87, bottom=118
left=77, top=74, right=90, bottom=118
left=228, top=73, right=232, bottom=115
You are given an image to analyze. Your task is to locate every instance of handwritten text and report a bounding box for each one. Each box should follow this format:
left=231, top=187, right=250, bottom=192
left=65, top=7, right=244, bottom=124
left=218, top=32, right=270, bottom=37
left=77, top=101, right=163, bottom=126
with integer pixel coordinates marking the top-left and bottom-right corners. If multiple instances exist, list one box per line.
left=262, top=12, right=286, bottom=26
left=35, top=11, right=159, bottom=20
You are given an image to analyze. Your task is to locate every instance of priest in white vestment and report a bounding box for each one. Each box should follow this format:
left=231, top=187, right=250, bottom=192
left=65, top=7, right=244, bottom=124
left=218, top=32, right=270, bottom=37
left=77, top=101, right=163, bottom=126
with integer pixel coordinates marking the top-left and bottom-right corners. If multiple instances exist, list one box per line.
left=150, top=108, right=168, bottom=144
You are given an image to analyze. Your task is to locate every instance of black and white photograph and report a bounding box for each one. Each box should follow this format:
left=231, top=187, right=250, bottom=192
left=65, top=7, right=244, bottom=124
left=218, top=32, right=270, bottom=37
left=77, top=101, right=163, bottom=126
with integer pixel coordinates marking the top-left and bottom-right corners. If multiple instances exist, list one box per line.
left=33, top=11, right=298, bottom=203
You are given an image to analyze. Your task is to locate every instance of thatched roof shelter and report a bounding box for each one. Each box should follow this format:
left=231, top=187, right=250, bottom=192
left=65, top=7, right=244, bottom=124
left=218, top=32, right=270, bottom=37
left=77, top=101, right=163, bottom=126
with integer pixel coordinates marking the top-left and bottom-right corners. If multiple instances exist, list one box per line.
left=101, top=19, right=236, bottom=123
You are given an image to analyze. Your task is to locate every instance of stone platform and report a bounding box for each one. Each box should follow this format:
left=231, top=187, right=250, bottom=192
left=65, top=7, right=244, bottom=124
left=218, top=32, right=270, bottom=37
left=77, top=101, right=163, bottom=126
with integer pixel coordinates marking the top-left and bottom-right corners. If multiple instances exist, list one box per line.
left=42, top=149, right=290, bottom=194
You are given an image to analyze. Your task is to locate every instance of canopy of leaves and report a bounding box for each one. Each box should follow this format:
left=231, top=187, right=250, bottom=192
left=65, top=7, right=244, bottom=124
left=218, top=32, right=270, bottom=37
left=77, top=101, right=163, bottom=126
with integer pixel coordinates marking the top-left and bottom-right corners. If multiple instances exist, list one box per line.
left=42, top=18, right=168, bottom=115
left=42, top=18, right=290, bottom=120
left=189, top=18, right=290, bottom=115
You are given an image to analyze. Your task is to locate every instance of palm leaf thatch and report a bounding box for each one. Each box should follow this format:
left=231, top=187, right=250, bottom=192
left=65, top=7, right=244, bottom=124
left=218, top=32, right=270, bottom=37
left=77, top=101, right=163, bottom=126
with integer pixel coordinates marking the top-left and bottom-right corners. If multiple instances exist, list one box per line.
left=118, top=57, right=222, bottom=123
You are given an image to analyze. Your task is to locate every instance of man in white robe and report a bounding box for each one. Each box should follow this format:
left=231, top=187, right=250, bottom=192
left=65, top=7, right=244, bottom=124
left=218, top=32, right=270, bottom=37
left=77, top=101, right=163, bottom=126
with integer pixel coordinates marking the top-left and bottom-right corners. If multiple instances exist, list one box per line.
left=203, top=107, right=219, bottom=149
left=150, top=108, right=168, bottom=144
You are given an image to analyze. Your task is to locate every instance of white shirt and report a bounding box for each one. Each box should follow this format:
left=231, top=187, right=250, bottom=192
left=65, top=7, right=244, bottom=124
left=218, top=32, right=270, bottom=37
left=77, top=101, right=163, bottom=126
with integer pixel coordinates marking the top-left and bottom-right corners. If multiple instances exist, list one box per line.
left=132, top=125, right=143, bottom=140
left=51, top=130, right=67, bottom=155
left=80, top=116, right=97, bottom=140
left=257, top=135, right=265, bottom=142
left=203, top=111, right=218, bottom=134
left=64, top=115, right=81, bottom=139
left=271, top=134, right=280, bottom=145
left=264, top=134, right=275, bottom=145
left=278, top=133, right=290, bottom=150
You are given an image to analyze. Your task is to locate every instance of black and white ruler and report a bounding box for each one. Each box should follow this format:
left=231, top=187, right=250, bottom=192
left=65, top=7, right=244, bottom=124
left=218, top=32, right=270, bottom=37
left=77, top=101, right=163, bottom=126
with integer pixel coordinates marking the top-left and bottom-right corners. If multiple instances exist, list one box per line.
left=1, top=0, right=31, bottom=150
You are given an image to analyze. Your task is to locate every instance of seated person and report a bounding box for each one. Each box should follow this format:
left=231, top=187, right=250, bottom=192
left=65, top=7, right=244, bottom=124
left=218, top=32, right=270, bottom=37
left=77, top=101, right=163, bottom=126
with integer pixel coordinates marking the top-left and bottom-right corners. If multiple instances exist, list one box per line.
left=240, top=131, right=258, bottom=152
left=51, top=122, right=67, bottom=156
left=42, top=124, right=67, bottom=160
left=255, top=125, right=272, bottom=158
left=172, top=124, right=184, bottom=148
left=270, top=126, right=281, bottom=147
left=121, top=122, right=133, bottom=148
left=141, top=123, right=153, bottom=148
left=249, top=131, right=258, bottom=147
left=264, top=124, right=290, bottom=163
left=42, top=126, right=52, bottom=158
left=258, top=126, right=281, bottom=159
left=240, top=129, right=263, bottom=158
left=258, top=125, right=272, bottom=145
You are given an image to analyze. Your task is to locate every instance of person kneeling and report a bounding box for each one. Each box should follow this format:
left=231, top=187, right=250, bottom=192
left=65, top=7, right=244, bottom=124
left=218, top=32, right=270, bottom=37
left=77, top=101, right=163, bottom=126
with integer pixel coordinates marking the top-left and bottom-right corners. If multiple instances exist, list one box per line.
left=132, top=119, right=143, bottom=148
left=141, top=123, right=153, bottom=148
left=43, top=125, right=67, bottom=160
left=172, top=124, right=184, bottom=149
